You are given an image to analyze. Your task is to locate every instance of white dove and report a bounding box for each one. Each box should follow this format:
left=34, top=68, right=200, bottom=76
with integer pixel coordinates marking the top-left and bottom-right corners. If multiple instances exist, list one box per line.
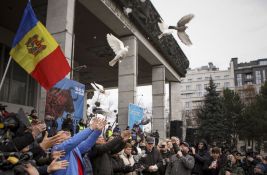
left=140, top=0, right=146, bottom=2
left=123, top=7, right=132, bottom=16
left=106, top=33, right=129, bottom=67
left=90, top=82, right=105, bottom=94
left=158, top=21, right=174, bottom=39
left=169, top=14, right=194, bottom=46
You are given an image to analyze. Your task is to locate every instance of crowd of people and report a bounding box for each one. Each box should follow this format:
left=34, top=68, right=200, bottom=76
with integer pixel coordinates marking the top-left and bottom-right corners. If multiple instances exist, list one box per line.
left=0, top=104, right=267, bottom=175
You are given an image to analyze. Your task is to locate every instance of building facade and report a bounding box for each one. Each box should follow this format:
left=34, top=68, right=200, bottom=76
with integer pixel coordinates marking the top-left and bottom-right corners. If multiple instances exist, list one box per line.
left=232, top=58, right=267, bottom=103
left=178, top=62, right=235, bottom=130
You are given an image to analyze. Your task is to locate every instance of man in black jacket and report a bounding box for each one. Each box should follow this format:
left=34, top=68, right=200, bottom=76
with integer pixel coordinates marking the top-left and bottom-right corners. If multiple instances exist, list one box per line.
left=88, top=130, right=131, bottom=175
left=158, top=141, right=172, bottom=175
left=191, top=139, right=211, bottom=175
left=139, top=137, right=163, bottom=175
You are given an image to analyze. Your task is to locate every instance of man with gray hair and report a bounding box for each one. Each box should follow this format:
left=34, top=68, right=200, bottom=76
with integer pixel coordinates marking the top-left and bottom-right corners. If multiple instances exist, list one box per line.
left=139, top=136, right=163, bottom=175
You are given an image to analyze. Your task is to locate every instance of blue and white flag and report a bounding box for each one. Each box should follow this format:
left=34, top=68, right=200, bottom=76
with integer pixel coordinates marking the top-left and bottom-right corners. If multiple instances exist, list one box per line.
left=128, top=103, right=144, bottom=129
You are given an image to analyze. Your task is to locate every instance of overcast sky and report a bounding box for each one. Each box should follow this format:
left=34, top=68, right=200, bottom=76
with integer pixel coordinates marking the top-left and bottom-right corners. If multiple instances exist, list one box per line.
left=150, top=0, right=267, bottom=70
left=97, top=0, right=267, bottom=111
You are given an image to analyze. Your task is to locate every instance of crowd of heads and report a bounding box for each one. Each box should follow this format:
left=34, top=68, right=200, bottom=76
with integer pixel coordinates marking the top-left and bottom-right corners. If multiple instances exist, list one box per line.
left=0, top=104, right=267, bottom=175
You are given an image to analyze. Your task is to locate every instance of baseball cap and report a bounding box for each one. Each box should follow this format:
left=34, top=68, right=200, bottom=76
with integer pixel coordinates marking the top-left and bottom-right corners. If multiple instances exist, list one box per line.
left=180, top=141, right=190, bottom=147
left=146, top=137, right=155, bottom=144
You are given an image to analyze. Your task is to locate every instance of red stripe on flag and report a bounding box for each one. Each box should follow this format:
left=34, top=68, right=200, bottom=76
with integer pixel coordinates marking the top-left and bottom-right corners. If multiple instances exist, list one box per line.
left=31, top=46, right=71, bottom=90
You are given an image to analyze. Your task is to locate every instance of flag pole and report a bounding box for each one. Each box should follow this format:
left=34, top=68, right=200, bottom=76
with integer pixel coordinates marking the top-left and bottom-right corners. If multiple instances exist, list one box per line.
left=0, top=56, right=12, bottom=92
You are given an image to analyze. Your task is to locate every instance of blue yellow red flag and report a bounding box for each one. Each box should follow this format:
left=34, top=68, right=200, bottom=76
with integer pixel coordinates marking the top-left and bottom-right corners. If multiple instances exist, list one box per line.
left=10, top=1, right=70, bottom=90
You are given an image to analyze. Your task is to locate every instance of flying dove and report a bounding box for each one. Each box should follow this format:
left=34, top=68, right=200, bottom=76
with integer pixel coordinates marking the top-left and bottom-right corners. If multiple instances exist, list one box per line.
left=140, top=116, right=151, bottom=125
left=158, top=21, right=174, bottom=39
left=123, top=7, right=132, bottom=16
left=106, top=33, right=129, bottom=67
left=90, top=82, right=105, bottom=94
left=169, top=14, right=194, bottom=46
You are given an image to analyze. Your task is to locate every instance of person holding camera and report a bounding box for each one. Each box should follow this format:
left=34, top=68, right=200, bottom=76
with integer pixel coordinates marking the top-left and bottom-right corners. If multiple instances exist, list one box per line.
left=165, top=141, right=195, bottom=175
left=138, top=136, right=163, bottom=175
left=191, top=139, right=211, bottom=175
left=158, top=141, right=172, bottom=175
left=219, top=154, right=245, bottom=175
left=204, top=147, right=225, bottom=175
left=120, top=143, right=138, bottom=175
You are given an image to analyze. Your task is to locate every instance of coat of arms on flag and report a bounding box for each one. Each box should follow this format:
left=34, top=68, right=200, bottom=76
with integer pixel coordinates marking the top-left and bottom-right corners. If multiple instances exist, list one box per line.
left=9, top=1, right=70, bottom=90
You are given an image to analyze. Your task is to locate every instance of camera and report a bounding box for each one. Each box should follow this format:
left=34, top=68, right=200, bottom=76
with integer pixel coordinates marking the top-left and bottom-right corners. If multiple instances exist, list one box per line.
left=0, top=115, right=19, bottom=131
left=0, top=151, right=33, bottom=170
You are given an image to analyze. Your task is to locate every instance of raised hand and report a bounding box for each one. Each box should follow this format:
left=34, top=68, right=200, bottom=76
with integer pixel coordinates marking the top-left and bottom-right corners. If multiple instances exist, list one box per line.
left=96, top=118, right=106, bottom=131
left=90, top=117, right=107, bottom=130
left=89, top=117, right=98, bottom=130
left=51, top=150, right=66, bottom=160
left=23, top=163, right=39, bottom=175
left=47, top=158, right=69, bottom=173
left=191, top=147, right=196, bottom=155
left=121, top=130, right=131, bottom=141
left=40, top=131, right=65, bottom=150
left=31, top=123, right=46, bottom=138
left=177, top=151, right=183, bottom=157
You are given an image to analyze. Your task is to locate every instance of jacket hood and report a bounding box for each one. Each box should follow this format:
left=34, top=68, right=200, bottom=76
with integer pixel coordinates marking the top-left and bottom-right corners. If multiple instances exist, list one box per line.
left=196, top=139, right=208, bottom=151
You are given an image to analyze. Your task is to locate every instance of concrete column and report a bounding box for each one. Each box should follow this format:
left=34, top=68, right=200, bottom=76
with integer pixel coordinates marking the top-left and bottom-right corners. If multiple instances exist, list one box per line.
left=169, top=82, right=181, bottom=121
left=118, top=35, right=138, bottom=130
left=46, top=0, right=75, bottom=69
left=152, top=65, right=166, bottom=139
left=37, top=0, right=76, bottom=118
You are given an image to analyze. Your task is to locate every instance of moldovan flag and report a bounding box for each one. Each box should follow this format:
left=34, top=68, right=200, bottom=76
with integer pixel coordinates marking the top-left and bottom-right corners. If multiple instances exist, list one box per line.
left=10, top=1, right=70, bottom=90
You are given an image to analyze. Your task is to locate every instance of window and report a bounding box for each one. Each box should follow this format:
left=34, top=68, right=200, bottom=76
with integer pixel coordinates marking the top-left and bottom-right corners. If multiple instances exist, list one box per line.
left=204, top=84, right=208, bottom=88
left=255, top=71, right=261, bottom=84
left=188, top=79, right=192, bottom=82
left=263, top=70, right=266, bottom=82
left=186, top=85, right=191, bottom=90
left=215, top=76, right=220, bottom=79
left=185, top=110, right=190, bottom=116
left=237, top=74, right=242, bottom=87
left=224, top=75, right=229, bottom=78
left=185, top=93, right=191, bottom=98
left=205, top=77, right=210, bottom=80
left=185, top=102, right=190, bottom=108
left=0, top=43, right=37, bottom=106
left=259, top=60, right=267, bottom=65
left=215, top=83, right=220, bottom=87
left=246, top=74, right=252, bottom=79
left=224, top=82, right=230, bottom=88
left=196, top=92, right=202, bottom=97
left=197, top=77, right=202, bottom=81
left=196, top=84, right=202, bottom=90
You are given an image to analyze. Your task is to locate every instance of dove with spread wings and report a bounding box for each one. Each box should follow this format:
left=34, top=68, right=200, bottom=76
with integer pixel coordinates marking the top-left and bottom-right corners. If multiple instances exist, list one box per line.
left=106, top=33, right=129, bottom=67
left=90, top=82, right=105, bottom=94
left=158, top=14, right=194, bottom=46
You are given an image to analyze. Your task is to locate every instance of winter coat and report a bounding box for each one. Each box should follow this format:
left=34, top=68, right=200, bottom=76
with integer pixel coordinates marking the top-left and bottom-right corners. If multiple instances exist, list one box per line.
left=192, top=140, right=210, bottom=175
left=219, top=161, right=245, bottom=175
left=138, top=147, right=163, bottom=175
left=203, top=156, right=225, bottom=175
left=52, top=128, right=101, bottom=175
left=88, top=136, right=126, bottom=175
left=159, top=150, right=172, bottom=175
left=112, top=155, right=134, bottom=175
left=120, top=153, right=137, bottom=175
left=165, top=153, right=195, bottom=175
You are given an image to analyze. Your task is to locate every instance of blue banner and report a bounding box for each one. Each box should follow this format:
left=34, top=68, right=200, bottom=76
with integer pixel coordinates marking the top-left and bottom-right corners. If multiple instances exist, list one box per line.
left=45, top=78, right=85, bottom=133
left=128, top=104, right=144, bottom=129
